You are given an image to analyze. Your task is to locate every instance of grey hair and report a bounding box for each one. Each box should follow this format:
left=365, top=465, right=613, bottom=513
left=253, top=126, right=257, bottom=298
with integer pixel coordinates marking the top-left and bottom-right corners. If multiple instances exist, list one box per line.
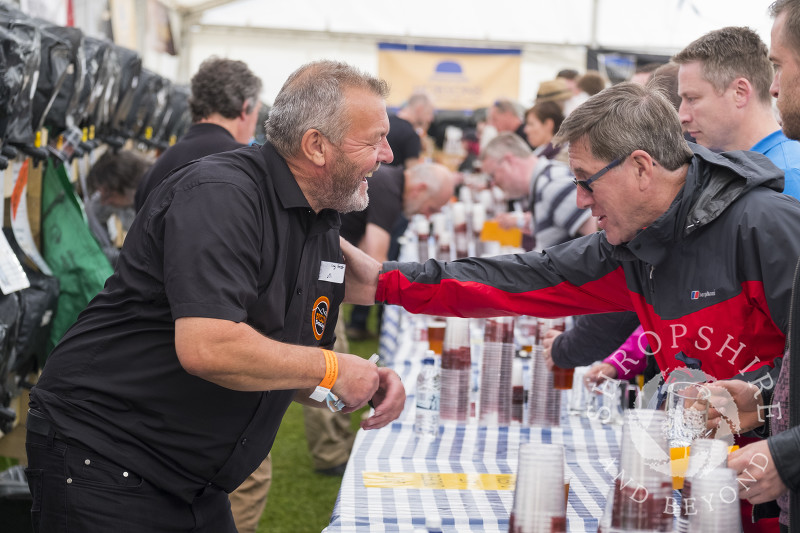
left=553, top=82, right=692, bottom=171
left=406, top=162, right=445, bottom=195
left=405, top=92, right=433, bottom=110
left=189, top=57, right=262, bottom=122
left=266, top=60, right=390, bottom=159
left=480, top=132, right=533, bottom=161
left=492, top=98, right=525, bottom=120
left=672, top=26, right=774, bottom=104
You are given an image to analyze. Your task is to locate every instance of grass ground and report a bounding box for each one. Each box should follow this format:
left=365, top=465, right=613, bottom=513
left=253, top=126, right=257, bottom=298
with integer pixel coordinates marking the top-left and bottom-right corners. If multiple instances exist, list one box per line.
left=0, top=305, right=379, bottom=533
left=257, top=304, right=380, bottom=532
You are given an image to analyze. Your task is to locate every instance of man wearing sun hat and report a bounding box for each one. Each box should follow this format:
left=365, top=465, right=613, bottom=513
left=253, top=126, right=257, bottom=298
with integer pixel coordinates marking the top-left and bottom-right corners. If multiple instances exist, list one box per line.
left=535, top=78, right=574, bottom=112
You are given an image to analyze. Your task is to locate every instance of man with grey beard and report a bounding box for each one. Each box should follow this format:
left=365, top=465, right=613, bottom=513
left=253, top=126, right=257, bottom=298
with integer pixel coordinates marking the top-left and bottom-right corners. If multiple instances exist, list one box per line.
left=25, top=60, right=405, bottom=532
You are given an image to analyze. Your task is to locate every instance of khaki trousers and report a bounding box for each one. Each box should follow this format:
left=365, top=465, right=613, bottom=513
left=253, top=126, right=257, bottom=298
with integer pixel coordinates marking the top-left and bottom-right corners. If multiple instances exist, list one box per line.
left=228, top=453, right=272, bottom=533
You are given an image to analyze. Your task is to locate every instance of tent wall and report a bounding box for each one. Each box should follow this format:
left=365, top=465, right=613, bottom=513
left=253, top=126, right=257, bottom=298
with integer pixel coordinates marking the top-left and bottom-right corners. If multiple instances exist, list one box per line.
left=184, top=24, right=588, bottom=108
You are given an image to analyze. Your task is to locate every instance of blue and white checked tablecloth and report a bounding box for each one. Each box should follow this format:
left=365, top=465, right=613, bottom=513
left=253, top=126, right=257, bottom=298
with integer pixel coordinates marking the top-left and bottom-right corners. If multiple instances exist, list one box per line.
left=325, top=306, right=623, bottom=533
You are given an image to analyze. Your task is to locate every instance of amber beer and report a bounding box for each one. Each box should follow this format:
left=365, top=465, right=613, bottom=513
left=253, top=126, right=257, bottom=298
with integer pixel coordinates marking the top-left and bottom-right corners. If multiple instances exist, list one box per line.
left=427, top=320, right=446, bottom=355
left=547, top=318, right=573, bottom=389
left=552, top=366, right=575, bottom=390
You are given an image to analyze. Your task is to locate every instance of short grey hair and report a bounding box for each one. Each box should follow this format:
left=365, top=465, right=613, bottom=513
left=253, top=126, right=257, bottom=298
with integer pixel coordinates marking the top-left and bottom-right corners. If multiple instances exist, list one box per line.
left=480, top=132, right=533, bottom=161
left=406, top=162, right=444, bottom=194
left=266, top=60, right=390, bottom=159
left=553, top=82, right=692, bottom=171
left=492, top=98, right=525, bottom=120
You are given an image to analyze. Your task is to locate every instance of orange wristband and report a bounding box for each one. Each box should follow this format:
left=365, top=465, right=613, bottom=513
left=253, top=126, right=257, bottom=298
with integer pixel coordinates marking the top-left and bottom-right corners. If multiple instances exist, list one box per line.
left=310, top=349, right=338, bottom=402
left=319, top=349, right=338, bottom=390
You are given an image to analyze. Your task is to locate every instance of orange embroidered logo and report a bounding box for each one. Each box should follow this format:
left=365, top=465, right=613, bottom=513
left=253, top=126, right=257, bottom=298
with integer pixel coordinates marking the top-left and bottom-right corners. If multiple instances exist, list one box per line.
left=312, top=296, right=330, bottom=340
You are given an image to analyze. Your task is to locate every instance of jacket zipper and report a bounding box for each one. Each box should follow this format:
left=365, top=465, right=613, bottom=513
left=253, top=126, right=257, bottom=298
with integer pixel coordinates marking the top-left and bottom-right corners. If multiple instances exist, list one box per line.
left=648, top=265, right=656, bottom=298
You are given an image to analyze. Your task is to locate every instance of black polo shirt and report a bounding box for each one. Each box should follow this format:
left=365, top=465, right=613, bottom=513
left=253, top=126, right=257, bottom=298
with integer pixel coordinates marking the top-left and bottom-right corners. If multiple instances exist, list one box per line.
left=386, top=114, right=421, bottom=167
left=31, top=141, right=344, bottom=503
left=134, top=123, right=244, bottom=212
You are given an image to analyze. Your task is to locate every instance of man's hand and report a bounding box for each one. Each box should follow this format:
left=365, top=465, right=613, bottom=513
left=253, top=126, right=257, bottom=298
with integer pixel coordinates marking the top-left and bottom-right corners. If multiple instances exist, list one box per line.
left=330, top=352, right=380, bottom=412
left=728, top=440, right=788, bottom=504
left=542, top=329, right=563, bottom=370
left=705, top=379, right=765, bottom=434
left=493, top=212, right=532, bottom=235
left=361, top=367, right=406, bottom=430
left=584, top=362, right=618, bottom=389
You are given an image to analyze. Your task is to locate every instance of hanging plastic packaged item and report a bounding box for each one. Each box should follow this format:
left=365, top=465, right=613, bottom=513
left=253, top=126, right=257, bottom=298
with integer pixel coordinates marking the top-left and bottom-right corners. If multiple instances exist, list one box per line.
left=0, top=5, right=42, bottom=149
left=39, top=24, right=86, bottom=139
left=40, top=160, right=112, bottom=352
left=0, top=288, right=20, bottom=433
left=116, top=68, right=171, bottom=144
left=80, top=36, right=117, bottom=141
left=155, top=84, right=192, bottom=148
left=2, top=228, right=58, bottom=379
left=103, top=45, right=142, bottom=145
left=29, top=19, right=73, bottom=139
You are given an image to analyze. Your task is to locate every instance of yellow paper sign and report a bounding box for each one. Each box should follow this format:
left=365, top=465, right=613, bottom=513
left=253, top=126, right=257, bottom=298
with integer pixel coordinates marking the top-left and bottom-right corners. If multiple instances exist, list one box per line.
left=378, top=44, right=521, bottom=111
left=362, top=471, right=515, bottom=490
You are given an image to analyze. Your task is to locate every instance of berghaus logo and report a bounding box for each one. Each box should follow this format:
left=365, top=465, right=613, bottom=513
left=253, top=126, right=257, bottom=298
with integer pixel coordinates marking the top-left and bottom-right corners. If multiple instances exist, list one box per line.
left=690, top=290, right=716, bottom=300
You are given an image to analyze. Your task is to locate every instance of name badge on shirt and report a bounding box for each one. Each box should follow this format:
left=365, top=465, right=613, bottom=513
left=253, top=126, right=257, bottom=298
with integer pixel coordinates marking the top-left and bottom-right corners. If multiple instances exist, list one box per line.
left=319, top=261, right=345, bottom=283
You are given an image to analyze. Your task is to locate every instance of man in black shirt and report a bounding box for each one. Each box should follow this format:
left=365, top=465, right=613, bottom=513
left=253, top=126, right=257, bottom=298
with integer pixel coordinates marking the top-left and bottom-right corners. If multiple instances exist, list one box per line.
left=26, top=60, right=405, bottom=533
left=341, top=162, right=457, bottom=263
left=386, top=92, right=435, bottom=168
left=134, top=56, right=263, bottom=211
left=131, top=56, right=268, bottom=532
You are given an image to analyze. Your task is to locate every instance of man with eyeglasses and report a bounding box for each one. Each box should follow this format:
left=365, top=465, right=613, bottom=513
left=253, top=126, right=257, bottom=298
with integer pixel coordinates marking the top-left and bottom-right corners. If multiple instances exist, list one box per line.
left=342, top=81, right=800, bottom=403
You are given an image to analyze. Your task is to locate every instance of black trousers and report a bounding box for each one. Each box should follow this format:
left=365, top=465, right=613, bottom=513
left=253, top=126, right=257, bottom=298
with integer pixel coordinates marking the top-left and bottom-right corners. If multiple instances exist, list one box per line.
left=25, top=425, right=237, bottom=533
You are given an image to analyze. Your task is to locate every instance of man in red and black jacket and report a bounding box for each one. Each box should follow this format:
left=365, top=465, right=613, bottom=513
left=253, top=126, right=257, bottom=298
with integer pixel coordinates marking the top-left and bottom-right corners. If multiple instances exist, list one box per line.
left=344, top=80, right=800, bottom=398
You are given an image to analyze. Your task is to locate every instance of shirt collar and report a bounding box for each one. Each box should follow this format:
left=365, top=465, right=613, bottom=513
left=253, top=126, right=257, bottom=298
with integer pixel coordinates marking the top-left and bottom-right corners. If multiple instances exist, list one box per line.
left=750, top=129, right=786, bottom=154
left=259, top=141, right=341, bottom=230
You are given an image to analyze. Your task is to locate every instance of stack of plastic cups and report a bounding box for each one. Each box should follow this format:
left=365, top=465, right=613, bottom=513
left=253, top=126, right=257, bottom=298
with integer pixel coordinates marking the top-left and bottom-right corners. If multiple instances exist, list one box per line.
left=610, top=409, right=674, bottom=532
left=512, top=357, right=525, bottom=423
left=477, top=188, right=496, bottom=219
left=527, top=345, right=561, bottom=427
left=413, top=215, right=430, bottom=263
left=686, top=467, right=742, bottom=532
left=568, top=366, right=590, bottom=416
left=451, top=201, right=469, bottom=259
left=440, top=317, right=471, bottom=423
left=472, top=203, right=486, bottom=257
left=598, top=486, right=615, bottom=533
left=515, top=315, right=539, bottom=353
left=675, top=438, right=730, bottom=533
left=479, top=316, right=515, bottom=425
left=508, top=443, right=566, bottom=533
left=431, top=213, right=452, bottom=261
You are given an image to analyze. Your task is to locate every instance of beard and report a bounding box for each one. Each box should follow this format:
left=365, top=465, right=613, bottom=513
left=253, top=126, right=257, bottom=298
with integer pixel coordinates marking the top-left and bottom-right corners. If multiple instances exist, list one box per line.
left=779, top=91, right=800, bottom=141
left=308, top=150, right=371, bottom=213
left=328, top=150, right=371, bottom=213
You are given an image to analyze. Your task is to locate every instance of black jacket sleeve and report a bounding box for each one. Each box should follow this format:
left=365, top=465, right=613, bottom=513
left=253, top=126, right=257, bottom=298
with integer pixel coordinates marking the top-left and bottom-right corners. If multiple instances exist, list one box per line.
left=550, top=311, right=640, bottom=369
left=768, top=425, right=800, bottom=492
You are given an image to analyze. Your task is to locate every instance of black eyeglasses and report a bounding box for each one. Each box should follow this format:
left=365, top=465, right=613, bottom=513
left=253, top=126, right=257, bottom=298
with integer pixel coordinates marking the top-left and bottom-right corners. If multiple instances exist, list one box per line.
left=573, top=156, right=626, bottom=193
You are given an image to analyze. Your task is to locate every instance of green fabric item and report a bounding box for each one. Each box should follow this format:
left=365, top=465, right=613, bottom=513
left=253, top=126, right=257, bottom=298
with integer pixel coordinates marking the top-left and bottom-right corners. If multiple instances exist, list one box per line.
left=41, top=160, right=113, bottom=351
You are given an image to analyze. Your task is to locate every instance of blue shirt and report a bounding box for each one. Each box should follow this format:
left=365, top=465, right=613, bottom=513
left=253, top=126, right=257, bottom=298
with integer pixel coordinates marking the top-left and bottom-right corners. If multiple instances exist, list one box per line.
left=751, top=129, right=800, bottom=200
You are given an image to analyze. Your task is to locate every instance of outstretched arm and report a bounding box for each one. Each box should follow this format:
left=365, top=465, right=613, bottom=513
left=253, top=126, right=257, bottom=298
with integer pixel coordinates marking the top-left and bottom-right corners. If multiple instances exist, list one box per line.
left=175, top=316, right=380, bottom=411
left=341, top=236, right=382, bottom=305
